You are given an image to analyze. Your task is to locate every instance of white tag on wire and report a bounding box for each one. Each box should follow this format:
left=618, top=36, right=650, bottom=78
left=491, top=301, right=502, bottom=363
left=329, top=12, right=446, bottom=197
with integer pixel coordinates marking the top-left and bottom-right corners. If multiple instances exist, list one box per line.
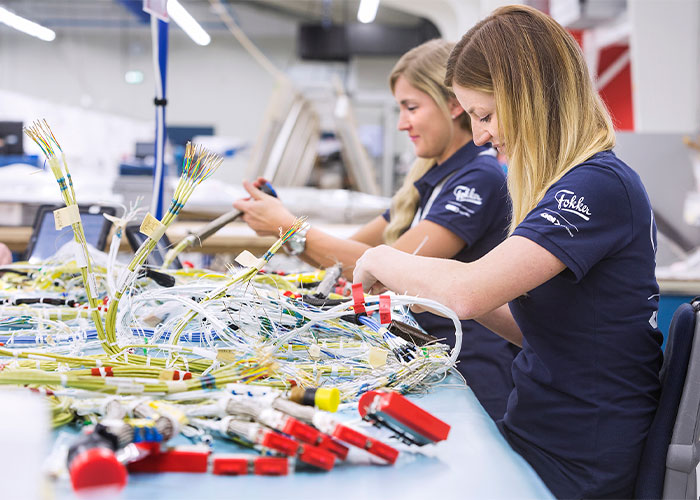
left=53, top=205, right=80, bottom=230
left=234, top=250, right=259, bottom=268
left=140, top=213, right=167, bottom=242
left=74, top=247, right=88, bottom=268
left=116, top=269, right=137, bottom=292
left=86, top=273, right=99, bottom=297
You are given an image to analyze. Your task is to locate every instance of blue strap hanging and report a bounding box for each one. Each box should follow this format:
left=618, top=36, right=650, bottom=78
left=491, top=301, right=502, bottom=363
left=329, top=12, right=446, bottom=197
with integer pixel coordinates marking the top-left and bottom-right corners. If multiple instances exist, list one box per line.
left=150, top=16, right=169, bottom=219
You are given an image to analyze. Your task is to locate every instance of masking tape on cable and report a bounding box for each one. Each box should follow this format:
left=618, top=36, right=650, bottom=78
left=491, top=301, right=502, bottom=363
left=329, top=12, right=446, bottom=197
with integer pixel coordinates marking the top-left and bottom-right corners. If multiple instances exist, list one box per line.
left=53, top=205, right=81, bottom=230
left=368, top=346, right=388, bottom=368
left=140, top=212, right=167, bottom=242
left=309, top=344, right=321, bottom=360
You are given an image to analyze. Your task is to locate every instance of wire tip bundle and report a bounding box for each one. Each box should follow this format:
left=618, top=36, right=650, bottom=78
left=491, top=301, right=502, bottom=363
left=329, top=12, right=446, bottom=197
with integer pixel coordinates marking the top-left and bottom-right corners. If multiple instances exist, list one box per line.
left=24, top=119, right=62, bottom=158
left=181, top=142, right=223, bottom=185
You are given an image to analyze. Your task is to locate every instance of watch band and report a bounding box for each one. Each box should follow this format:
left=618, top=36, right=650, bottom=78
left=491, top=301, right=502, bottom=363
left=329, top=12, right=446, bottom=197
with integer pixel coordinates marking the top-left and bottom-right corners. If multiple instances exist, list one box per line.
left=284, top=222, right=310, bottom=256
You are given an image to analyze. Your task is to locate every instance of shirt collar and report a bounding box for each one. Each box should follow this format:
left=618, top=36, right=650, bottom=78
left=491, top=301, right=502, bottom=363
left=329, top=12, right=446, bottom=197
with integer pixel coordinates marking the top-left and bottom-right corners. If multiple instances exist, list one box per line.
left=414, top=141, right=488, bottom=190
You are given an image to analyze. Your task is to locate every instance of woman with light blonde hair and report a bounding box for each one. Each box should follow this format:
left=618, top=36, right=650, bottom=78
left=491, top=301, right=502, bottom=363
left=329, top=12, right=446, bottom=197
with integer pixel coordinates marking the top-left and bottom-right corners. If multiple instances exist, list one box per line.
left=354, top=6, right=662, bottom=499
left=234, top=38, right=517, bottom=420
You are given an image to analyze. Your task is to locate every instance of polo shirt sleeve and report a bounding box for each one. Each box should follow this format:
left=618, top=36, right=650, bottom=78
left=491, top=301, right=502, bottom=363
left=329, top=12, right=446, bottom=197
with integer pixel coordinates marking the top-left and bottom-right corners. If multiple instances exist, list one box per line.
left=423, top=162, right=508, bottom=247
left=512, top=165, right=632, bottom=282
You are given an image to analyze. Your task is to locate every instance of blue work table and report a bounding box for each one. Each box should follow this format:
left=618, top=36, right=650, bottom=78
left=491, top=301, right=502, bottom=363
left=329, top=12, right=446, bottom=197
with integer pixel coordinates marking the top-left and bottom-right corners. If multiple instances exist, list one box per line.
left=54, top=374, right=553, bottom=499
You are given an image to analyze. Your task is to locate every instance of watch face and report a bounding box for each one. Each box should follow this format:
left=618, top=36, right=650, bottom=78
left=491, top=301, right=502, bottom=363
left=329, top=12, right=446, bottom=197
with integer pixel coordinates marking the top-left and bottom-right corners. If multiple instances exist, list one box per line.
left=285, top=223, right=310, bottom=256
left=286, top=232, right=306, bottom=255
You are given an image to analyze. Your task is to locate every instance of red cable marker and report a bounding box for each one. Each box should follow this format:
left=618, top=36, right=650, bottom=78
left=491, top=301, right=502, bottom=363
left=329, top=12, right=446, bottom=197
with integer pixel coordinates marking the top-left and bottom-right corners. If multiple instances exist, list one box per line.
left=90, top=366, right=114, bottom=377
left=127, top=447, right=210, bottom=473
left=351, top=283, right=366, bottom=314
left=379, top=295, right=391, bottom=324
left=70, top=448, right=127, bottom=491
left=211, top=455, right=248, bottom=475
left=358, top=390, right=451, bottom=446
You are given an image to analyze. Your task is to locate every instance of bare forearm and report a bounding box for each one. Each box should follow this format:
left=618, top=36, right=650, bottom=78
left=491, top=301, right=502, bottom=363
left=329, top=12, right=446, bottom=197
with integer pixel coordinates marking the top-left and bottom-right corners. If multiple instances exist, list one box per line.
left=474, top=304, right=522, bottom=346
left=303, top=228, right=371, bottom=276
left=355, top=238, right=565, bottom=321
left=360, top=251, right=478, bottom=314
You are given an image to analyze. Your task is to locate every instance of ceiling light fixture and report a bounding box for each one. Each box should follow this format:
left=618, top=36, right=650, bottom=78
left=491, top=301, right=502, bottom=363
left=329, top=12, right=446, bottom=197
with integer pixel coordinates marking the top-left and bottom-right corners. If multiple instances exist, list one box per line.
left=167, top=0, right=211, bottom=46
left=0, top=6, right=55, bottom=41
left=357, top=0, right=380, bottom=24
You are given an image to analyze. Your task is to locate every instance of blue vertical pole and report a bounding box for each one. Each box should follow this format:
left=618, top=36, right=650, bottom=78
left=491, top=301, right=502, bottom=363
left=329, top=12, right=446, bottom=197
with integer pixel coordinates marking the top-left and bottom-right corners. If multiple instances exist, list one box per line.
left=151, top=16, right=169, bottom=219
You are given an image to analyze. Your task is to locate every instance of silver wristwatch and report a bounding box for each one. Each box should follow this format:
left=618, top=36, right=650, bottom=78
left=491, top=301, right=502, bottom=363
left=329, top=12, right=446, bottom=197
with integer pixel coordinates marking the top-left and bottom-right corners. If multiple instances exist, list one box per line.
left=284, top=223, right=311, bottom=256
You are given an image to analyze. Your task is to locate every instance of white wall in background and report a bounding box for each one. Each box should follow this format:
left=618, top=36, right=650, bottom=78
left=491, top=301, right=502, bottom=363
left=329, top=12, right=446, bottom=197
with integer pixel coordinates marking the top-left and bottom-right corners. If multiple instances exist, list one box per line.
left=0, top=89, right=151, bottom=183
left=0, top=25, right=404, bottom=185
left=629, top=0, right=699, bottom=132
left=382, top=0, right=512, bottom=41
left=0, top=28, right=296, bottom=141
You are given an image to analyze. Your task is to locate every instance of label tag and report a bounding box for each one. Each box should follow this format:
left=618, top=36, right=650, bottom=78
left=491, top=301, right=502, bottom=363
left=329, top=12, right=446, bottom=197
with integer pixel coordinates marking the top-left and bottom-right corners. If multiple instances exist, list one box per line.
left=53, top=205, right=80, bottom=230
left=140, top=213, right=167, bottom=241
left=235, top=250, right=259, bottom=268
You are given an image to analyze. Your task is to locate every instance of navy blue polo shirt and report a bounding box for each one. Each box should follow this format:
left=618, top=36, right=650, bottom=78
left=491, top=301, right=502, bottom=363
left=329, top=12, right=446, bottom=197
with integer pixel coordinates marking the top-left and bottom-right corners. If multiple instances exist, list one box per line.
left=385, top=141, right=518, bottom=420
left=499, top=150, right=663, bottom=499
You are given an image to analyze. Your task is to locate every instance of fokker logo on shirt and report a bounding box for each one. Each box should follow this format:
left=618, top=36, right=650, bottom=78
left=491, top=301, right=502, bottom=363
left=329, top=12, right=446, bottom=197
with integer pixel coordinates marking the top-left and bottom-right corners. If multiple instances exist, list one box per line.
left=453, top=185, right=482, bottom=205
left=554, top=190, right=592, bottom=220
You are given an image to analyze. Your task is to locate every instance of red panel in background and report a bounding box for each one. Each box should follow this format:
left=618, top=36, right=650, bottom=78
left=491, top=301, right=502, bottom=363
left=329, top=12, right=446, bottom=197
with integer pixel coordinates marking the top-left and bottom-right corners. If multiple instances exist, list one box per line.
left=568, top=29, right=634, bottom=131
left=598, top=45, right=634, bottom=130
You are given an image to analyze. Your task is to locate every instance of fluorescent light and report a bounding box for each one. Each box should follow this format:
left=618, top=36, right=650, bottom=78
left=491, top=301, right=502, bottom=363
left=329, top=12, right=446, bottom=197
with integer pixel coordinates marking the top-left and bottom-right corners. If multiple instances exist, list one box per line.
left=125, top=70, right=144, bottom=84
left=167, top=0, right=210, bottom=46
left=357, top=0, right=380, bottom=24
left=0, top=6, right=55, bottom=41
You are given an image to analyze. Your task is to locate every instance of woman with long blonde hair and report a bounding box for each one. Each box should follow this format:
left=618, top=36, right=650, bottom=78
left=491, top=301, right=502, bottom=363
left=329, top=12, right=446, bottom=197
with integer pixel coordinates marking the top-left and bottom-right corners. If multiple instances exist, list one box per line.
left=234, top=39, right=517, bottom=419
left=354, top=6, right=662, bottom=499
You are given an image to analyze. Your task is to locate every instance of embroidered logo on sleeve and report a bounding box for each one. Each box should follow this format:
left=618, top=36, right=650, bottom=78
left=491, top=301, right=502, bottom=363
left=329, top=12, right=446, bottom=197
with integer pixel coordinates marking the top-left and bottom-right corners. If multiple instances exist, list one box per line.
left=445, top=203, right=475, bottom=217
left=539, top=209, right=579, bottom=238
left=453, top=185, right=482, bottom=205
left=554, top=190, right=592, bottom=220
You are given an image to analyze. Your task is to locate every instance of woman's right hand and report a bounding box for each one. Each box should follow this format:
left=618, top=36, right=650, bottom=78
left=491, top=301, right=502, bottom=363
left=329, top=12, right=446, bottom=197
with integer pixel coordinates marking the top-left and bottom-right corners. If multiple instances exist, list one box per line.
left=353, top=245, right=396, bottom=295
left=0, top=243, right=11, bottom=266
left=233, top=178, right=296, bottom=237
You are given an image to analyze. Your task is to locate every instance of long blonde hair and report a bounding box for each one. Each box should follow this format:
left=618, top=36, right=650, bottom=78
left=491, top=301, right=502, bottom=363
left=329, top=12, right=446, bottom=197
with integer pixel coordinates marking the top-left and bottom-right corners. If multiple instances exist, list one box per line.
left=445, top=5, right=615, bottom=234
left=383, top=39, right=472, bottom=244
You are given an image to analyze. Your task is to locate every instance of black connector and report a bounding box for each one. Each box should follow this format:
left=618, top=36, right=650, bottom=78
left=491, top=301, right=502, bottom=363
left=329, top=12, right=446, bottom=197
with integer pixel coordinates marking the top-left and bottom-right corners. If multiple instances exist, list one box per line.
left=340, top=313, right=364, bottom=325
left=392, top=345, right=417, bottom=363
left=388, top=320, right=439, bottom=347
left=66, top=423, right=120, bottom=469
left=139, top=266, right=175, bottom=287
left=1, top=297, right=77, bottom=307
left=301, top=295, right=350, bottom=308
